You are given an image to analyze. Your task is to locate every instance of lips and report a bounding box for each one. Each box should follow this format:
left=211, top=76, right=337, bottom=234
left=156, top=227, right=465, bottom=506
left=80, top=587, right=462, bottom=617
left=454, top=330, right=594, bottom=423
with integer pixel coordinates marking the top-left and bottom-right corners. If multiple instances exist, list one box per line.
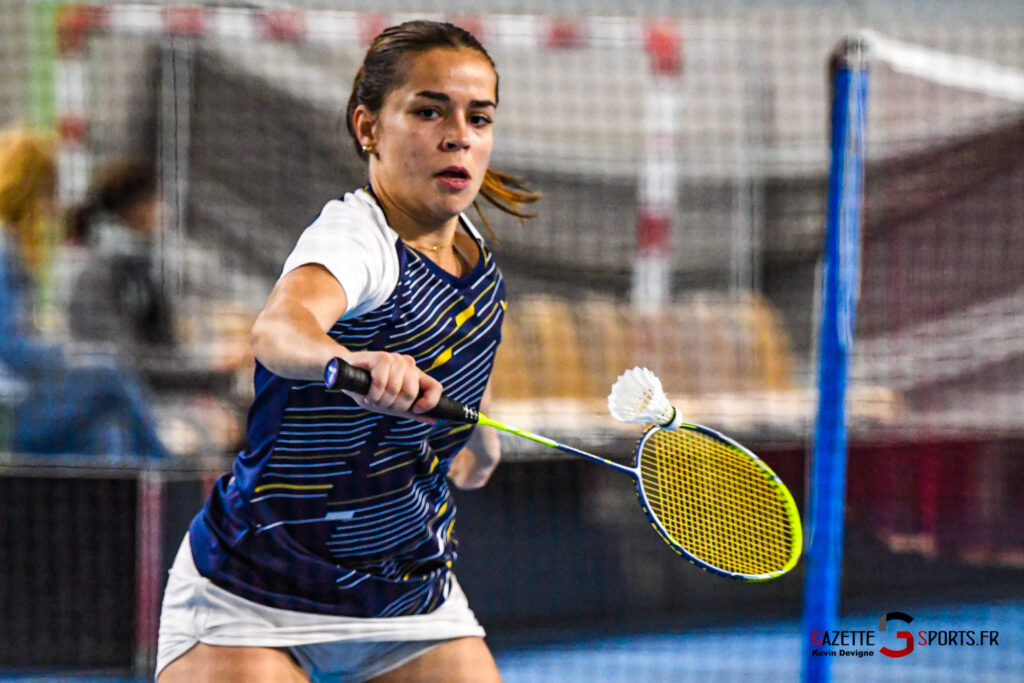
left=436, top=166, right=470, bottom=180
left=435, top=166, right=471, bottom=190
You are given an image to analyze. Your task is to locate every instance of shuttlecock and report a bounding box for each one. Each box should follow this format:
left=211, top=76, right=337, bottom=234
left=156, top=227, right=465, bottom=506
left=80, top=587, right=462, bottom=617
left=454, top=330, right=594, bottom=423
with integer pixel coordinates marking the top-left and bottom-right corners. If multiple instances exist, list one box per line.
left=607, top=367, right=683, bottom=430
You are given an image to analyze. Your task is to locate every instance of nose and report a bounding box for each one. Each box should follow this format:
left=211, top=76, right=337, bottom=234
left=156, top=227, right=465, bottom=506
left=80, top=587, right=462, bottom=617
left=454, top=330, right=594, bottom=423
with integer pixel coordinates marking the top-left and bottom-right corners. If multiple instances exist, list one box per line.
left=441, top=115, right=470, bottom=151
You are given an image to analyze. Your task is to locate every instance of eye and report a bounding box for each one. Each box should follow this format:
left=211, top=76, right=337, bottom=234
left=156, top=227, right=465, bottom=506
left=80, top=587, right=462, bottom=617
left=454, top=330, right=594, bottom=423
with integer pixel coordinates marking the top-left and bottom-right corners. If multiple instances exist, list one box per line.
left=414, top=107, right=441, bottom=120
left=469, top=113, right=493, bottom=127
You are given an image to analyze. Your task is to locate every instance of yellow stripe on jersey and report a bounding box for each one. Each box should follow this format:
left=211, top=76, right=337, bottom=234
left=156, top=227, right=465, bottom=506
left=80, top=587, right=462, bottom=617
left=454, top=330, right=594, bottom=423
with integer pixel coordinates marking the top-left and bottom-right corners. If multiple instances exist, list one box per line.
left=426, top=348, right=453, bottom=372
left=390, top=248, right=493, bottom=346
left=400, top=503, right=452, bottom=579
left=397, top=297, right=462, bottom=346
left=270, top=451, right=361, bottom=461
left=420, top=297, right=500, bottom=370
left=455, top=303, right=476, bottom=328
left=368, top=458, right=418, bottom=477
left=395, top=279, right=497, bottom=355
left=253, top=483, right=333, bottom=493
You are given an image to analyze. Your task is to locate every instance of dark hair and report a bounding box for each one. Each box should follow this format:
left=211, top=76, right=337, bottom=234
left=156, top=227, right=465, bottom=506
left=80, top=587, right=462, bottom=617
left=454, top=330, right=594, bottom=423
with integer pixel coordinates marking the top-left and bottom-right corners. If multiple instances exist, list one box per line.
left=68, top=159, right=157, bottom=243
left=346, top=20, right=540, bottom=226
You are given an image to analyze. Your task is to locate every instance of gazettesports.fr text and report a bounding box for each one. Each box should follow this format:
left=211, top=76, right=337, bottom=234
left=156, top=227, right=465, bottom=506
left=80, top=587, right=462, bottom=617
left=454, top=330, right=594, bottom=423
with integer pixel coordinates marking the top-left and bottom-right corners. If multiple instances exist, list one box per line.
left=812, top=630, right=1000, bottom=647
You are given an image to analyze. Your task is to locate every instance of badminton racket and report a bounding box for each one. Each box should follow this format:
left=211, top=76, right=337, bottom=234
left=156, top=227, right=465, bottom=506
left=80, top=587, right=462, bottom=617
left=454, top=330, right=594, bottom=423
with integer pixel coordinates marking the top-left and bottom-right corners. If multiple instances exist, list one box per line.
left=324, top=357, right=802, bottom=581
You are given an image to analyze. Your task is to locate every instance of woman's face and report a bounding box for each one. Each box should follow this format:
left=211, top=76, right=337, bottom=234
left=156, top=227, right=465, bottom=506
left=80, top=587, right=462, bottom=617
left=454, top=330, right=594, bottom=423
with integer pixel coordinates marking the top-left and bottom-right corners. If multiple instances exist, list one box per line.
left=125, top=196, right=161, bottom=234
left=357, top=47, right=497, bottom=231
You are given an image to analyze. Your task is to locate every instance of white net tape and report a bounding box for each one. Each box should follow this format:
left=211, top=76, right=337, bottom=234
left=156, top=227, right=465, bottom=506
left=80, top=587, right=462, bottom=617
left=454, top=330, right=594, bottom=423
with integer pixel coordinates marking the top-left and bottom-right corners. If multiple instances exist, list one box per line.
left=857, top=28, right=1024, bottom=102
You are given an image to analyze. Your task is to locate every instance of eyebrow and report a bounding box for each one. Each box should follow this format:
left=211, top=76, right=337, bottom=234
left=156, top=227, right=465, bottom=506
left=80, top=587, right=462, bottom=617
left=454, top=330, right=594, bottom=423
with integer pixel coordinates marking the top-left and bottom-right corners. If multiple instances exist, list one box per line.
left=414, top=90, right=496, bottom=109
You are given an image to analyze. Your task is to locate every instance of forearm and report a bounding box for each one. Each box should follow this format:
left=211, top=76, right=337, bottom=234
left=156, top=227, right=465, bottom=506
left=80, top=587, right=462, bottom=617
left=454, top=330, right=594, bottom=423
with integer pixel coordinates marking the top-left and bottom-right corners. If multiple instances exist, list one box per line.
left=0, top=332, right=63, bottom=377
left=448, top=378, right=501, bottom=489
left=449, top=426, right=501, bottom=490
left=250, top=298, right=347, bottom=381
left=0, top=301, right=62, bottom=376
left=251, top=266, right=443, bottom=419
left=0, top=266, right=62, bottom=376
left=250, top=294, right=441, bottom=422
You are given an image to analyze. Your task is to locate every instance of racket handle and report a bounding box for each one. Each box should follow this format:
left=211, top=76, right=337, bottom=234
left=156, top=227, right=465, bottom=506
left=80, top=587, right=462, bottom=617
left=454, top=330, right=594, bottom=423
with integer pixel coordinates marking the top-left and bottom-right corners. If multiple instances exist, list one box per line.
left=324, top=357, right=479, bottom=425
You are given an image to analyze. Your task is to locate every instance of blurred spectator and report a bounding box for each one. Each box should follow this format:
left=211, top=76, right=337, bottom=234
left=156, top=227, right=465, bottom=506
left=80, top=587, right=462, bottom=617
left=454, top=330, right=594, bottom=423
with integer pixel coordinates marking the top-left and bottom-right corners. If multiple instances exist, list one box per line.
left=0, top=126, right=169, bottom=458
left=67, top=159, right=175, bottom=358
left=64, top=158, right=253, bottom=457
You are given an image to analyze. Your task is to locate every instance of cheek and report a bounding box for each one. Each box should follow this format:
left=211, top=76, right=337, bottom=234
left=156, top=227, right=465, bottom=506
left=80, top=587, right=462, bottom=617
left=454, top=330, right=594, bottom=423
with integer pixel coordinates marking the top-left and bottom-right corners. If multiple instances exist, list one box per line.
left=400, top=147, right=429, bottom=178
left=479, top=142, right=494, bottom=166
left=475, top=129, right=494, bottom=159
left=473, top=142, right=494, bottom=178
left=381, top=124, right=430, bottom=172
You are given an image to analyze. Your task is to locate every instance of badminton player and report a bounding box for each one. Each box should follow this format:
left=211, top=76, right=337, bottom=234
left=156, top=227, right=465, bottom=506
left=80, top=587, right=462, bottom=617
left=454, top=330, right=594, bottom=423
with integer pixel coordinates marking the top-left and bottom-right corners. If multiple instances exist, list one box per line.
left=157, top=20, right=538, bottom=683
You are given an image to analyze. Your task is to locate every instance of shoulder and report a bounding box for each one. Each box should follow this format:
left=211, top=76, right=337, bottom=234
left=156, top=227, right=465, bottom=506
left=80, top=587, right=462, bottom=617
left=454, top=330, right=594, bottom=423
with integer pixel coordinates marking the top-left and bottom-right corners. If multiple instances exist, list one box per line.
left=305, top=190, right=398, bottom=248
left=281, top=189, right=401, bottom=318
left=285, top=190, right=399, bottom=270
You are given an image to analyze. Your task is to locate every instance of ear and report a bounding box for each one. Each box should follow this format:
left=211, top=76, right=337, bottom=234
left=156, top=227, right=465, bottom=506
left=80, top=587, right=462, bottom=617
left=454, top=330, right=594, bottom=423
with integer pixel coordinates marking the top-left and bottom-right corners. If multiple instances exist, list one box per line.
left=351, top=105, right=378, bottom=149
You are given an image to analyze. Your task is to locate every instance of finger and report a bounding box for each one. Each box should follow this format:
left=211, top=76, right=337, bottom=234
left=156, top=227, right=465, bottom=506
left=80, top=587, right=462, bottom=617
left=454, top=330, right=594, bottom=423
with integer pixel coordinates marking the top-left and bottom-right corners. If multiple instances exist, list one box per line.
left=385, top=355, right=421, bottom=413
left=366, top=360, right=390, bottom=404
left=379, top=361, right=412, bottom=411
left=412, top=376, right=443, bottom=414
left=397, top=370, right=421, bottom=412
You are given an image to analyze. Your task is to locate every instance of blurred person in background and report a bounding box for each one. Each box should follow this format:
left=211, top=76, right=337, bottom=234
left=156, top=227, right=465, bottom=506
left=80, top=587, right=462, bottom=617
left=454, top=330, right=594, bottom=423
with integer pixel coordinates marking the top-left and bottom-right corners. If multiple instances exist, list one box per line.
left=65, top=158, right=252, bottom=458
left=66, top=158, right=174, bottom=355
left=157, top=20, right=539, bottom=683
left=0, top=125, right=169, bottom=458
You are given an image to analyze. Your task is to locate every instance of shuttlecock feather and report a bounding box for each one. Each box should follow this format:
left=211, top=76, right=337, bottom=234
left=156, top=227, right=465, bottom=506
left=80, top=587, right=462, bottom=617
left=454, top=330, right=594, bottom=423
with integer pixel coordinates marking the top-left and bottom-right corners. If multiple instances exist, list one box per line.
left=607, top=367, right=683, bottom=429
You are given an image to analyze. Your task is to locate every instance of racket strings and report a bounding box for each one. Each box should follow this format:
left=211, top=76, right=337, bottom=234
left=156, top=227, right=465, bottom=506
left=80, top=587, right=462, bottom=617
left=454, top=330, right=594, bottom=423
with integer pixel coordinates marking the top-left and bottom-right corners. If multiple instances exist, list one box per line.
left=639, top=429, right=798, bottom=576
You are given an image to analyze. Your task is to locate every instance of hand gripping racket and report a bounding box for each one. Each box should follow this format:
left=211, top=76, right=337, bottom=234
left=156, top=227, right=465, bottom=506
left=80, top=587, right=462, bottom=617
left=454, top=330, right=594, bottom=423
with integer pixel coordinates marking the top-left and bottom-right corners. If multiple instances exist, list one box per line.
left=324, top=358, right=803, bottom=581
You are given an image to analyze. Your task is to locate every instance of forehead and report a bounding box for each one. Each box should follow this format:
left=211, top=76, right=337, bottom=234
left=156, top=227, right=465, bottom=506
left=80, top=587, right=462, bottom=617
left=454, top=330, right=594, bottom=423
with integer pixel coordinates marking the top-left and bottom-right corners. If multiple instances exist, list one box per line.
left=391, top=47, right=497, bottom=101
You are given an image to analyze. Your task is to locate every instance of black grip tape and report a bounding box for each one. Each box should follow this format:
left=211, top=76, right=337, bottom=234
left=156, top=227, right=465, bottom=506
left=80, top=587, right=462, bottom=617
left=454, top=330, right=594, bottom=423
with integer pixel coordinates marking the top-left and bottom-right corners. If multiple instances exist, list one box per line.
left=327, top=358, right=479, bottom=424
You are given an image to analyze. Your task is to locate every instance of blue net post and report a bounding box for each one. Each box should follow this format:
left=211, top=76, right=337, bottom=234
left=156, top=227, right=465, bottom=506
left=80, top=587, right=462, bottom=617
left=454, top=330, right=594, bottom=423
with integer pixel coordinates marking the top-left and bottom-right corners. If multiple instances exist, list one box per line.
left=801, top=38, right=869, bottom=683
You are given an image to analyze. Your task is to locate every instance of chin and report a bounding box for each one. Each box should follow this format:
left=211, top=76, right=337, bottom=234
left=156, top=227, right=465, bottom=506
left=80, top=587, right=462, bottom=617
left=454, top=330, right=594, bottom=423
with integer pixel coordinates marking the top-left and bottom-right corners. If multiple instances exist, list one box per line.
left=435, top=196, right=475, bottom=218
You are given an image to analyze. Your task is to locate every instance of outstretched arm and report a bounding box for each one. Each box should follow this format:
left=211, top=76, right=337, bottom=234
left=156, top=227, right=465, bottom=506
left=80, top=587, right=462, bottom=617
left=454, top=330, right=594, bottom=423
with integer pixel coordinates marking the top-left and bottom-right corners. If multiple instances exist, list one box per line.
left=251, top=263, right=441, bottom=419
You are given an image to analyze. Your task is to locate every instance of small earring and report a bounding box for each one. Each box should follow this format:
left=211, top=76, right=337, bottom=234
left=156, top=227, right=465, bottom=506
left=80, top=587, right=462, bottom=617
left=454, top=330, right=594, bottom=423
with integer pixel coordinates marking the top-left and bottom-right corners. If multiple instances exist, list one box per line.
left=362, top=144, right=375, bottom=155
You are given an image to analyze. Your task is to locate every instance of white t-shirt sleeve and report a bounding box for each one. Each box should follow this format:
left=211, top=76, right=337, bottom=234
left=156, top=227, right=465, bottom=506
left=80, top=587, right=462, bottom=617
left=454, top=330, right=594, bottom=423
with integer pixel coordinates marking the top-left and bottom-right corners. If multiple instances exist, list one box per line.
left=278, top=194, right=400, bottom=319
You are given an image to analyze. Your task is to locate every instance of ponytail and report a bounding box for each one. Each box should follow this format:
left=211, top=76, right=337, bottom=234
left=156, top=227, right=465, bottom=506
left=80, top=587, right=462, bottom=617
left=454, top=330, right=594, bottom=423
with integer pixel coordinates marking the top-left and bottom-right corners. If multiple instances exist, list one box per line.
left=471, top=168, right=542, bottom=239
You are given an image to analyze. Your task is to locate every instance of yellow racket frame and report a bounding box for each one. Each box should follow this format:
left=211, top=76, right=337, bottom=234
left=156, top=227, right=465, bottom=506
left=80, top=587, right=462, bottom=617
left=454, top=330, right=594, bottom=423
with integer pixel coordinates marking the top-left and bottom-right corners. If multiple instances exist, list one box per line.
left=474, top=414, right=803, bottom=581
left=635, top=425, right=803, bottom=581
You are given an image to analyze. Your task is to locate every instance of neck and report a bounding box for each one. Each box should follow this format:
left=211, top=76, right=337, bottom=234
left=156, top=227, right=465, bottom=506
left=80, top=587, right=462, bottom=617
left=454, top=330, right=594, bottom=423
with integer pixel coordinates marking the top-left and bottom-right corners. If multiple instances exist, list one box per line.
left=402, top=229, right=458, bottom=253
left=366, top=183, right=460, bottom=251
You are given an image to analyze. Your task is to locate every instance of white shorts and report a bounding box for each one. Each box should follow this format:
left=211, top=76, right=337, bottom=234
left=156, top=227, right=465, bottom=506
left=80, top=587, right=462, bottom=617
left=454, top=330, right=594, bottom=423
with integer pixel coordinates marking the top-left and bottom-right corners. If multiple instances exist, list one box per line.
left=156, top=535, right=486, bottom=681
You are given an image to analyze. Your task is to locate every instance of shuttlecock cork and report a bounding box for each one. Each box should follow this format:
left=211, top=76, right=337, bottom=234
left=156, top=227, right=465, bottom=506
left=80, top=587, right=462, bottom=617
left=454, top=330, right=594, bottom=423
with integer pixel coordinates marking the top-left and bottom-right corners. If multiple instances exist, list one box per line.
left=607, top=367, right=684, bottom=430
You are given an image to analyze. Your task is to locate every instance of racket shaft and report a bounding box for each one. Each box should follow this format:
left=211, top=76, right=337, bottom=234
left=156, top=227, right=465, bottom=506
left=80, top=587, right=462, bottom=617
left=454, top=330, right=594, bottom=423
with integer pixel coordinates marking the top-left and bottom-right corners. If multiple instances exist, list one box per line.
left=476, top=415, right=634, bottom=476
left=329, top=360, right=633, bottom=475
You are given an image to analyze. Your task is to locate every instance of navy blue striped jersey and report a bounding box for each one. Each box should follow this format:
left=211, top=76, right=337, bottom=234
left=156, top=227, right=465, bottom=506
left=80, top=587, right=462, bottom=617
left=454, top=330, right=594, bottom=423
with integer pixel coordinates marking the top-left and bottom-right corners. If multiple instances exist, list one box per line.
left=188, top=190, right=505, bottom=617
